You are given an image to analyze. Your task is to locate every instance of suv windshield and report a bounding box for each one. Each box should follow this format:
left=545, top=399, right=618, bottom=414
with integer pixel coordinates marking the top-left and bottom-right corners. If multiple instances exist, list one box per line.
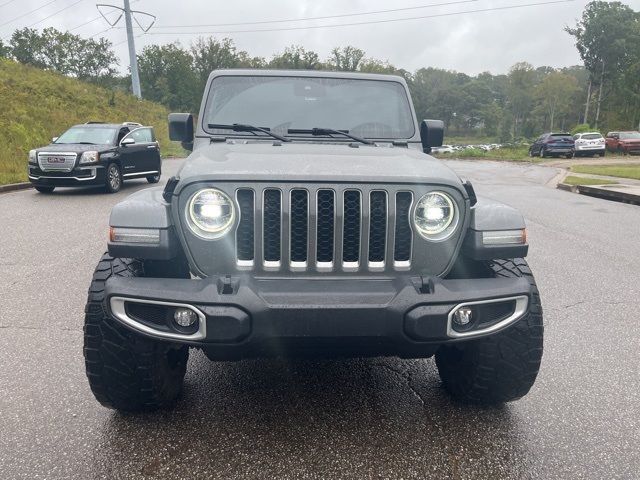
left=203, top=76, right=415, bottom=140
left=620, top=132, right=640, bottom=140
left=55, top=126, right=117, bottom=145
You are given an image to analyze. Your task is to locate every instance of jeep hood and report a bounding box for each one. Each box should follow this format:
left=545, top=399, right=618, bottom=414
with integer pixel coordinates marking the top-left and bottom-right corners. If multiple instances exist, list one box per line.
left=176, top=143, right=462, bottom=191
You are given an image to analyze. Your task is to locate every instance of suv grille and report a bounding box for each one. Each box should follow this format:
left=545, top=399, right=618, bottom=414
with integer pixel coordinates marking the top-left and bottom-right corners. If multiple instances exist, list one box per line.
left=37, top=152, right=77, bottom=172
left=235, top=186, right=414, bottom=272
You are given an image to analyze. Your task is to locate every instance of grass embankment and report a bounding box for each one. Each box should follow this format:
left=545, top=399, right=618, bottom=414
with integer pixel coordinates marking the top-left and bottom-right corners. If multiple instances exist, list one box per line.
left=0, top=58, right=186, bottom=185
left=563, top=175, right=617, bottom=186
left=570, top=164, right=640, bottom=181
left=435, top=145, right=534, bottom=162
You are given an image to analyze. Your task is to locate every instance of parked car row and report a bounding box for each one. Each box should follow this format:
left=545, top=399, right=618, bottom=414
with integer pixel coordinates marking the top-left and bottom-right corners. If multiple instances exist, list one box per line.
left=528, top=129, right=640, bottom=159
left=28, top=121, right=162, bottom=194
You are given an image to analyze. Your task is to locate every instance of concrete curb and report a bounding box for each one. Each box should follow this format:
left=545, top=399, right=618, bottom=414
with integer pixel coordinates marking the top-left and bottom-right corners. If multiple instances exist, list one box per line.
left=577, top=185, right=640, bottom=206
left=0, top=182, right=31, bottom=194
left=556, top=183, right=577, bottom=193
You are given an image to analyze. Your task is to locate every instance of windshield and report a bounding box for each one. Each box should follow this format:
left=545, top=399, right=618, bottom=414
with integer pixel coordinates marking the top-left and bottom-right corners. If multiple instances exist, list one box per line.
left=55, top=126, right=117, bottom=145
left=203, top=76, right=415, bottom=140
left=620, top=132, right=640, bottom=140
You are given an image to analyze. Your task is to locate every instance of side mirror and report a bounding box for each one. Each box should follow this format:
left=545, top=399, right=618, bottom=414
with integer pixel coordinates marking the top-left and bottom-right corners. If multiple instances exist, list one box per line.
left=169, top=113, right=194, bottom=151
left=420, top=119, right=444, bottom=154
left=121, top=137, right=135, bottom=146
left=52, top=137, right=58, bottom=143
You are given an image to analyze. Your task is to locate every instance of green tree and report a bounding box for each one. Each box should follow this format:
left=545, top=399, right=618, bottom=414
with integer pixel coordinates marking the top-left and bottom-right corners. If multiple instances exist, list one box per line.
left=137, top=43, right=198, bottom=111
left=0, top=39, right=10, bottom=58
left=506, top=62, right=536, bottom=139
left=534, top=72, right=579, bottom=130
left=8, top=27, right=117, bottom=82
left=328, top=46, right=365, bottom=71
left=268, top=45, right=321, bottom=70
left=566, top=1, right=639, bottom=127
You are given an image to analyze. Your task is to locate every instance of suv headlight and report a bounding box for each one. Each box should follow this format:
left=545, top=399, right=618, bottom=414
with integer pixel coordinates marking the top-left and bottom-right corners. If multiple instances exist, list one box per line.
left=414, top=191, right=458, bottom=241
left=28, top=150, right=37, bottom=164
left=186, top=188, right=235, bottom=239
left=79, top=151, right=99, bottom=164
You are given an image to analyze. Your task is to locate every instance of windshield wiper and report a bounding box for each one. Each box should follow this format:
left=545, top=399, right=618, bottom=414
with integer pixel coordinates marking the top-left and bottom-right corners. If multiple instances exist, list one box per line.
left=208, top=123, right=290, bottom=142
left=288, top=127, right=374, bottom=145
left=76, top=142, right=97, bottom=145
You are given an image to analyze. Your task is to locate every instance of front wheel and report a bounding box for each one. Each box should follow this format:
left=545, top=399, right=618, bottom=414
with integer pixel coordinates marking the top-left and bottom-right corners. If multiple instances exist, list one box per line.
left=105, top=163, right=122, bottom=193
left=436, top=258, right=543, bottom=405
left=147, top=173, right=161, bottom=184
left=83, top=254, right=189, bottom=411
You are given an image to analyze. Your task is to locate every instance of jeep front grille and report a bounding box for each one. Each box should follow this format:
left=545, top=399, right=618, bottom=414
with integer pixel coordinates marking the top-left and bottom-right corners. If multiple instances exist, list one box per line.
left=235, top=186, right=414, bottom=272
left=37, top=152, right=78, bottom=172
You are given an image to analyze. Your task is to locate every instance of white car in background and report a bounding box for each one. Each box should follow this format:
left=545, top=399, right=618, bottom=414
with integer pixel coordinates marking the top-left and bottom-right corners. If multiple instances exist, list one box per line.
left=432, top=145, right=455, bottom=154
left=573, top=132, right=606, bottom=157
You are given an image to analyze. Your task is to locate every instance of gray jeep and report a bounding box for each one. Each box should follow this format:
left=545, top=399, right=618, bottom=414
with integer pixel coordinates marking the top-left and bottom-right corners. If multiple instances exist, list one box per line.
left=84, top=70, right=543, bottom=411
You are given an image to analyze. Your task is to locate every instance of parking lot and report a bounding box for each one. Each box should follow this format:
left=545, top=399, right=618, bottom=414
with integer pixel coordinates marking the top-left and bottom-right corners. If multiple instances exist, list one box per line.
left=0, top=158, right=638, bottom=479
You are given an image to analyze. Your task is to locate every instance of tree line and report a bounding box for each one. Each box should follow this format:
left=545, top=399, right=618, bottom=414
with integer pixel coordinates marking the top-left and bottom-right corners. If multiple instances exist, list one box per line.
left=1, top=1, right=638, bottom=139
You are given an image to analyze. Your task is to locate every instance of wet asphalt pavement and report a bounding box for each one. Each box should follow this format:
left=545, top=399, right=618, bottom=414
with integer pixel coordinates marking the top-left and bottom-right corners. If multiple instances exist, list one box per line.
left=0, top=158, right=639, bottom=479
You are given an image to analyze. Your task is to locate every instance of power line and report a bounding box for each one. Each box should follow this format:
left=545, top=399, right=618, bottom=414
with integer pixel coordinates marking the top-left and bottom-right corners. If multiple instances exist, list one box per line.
left=0, top=0, right=63, bottom=28
left=131, top=0, right=480, bottom=29
left=145, top=0, right=576, bottom=36
left=25, top=0, right=85, bottom=29
left=0, top=0, right=20, bottom=9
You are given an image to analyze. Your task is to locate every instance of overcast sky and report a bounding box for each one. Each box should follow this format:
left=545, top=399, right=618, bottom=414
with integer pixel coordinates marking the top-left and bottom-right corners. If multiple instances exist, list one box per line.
left=1, top=0, right=639, bottom=75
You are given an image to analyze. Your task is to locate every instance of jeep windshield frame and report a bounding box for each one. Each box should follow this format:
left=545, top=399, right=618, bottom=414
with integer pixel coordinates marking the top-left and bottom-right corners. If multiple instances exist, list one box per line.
left=201, top=74, right=416, bottom=142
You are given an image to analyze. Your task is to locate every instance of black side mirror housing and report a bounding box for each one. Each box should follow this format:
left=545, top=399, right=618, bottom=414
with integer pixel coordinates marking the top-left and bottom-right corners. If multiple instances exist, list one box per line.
left=420, top=119, right=444, bottom=153
left=169, top=113, right=194, bottom=151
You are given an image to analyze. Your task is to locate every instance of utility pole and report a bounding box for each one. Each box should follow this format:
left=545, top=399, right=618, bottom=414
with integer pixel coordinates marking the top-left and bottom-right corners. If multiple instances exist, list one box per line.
left=97, top=2, right=155, bottom=99
left=123, top=0, right=141, bottom=98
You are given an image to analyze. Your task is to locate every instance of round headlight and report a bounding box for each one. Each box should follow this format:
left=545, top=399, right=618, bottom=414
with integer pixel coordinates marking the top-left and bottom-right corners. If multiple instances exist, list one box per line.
left=414, top=191, right=457, bottom=240
left=186, top=188, right=235, bottom=239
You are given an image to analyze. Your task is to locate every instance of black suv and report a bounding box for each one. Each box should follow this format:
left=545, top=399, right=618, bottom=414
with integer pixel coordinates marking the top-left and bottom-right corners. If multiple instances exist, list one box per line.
left=28, top=122, right=162, bottom=193
left=528, top=133, right=575, bottom=158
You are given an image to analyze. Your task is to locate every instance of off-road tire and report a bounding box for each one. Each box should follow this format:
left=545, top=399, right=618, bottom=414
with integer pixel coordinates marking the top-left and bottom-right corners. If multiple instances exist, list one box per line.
left=436, top=258, right=543, bottom=405
left=34, top=186, right=55, bottom=193
left=83, top=253, right=189, bottom=412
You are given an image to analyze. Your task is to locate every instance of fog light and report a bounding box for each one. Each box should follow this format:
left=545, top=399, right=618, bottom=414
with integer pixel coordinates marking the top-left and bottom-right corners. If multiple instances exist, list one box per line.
left=173, top=308, right=198, bottom=327
left=453, top=307, right=473, bottom=326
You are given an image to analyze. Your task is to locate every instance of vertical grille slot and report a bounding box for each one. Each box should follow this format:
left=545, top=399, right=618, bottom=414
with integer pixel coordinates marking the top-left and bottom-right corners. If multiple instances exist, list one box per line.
left=316, top=190, right=335, bottom=264
left=290, top=189, right=308, bottom=263
left=343, top=190, right=361, bottom=264
left=263, top=189, right=282, bottom=263
left=236, top=189, right=255, bottom=262
left=394, top=192, right=413, bottom=263
left=368, top=191, right=387, bottom=263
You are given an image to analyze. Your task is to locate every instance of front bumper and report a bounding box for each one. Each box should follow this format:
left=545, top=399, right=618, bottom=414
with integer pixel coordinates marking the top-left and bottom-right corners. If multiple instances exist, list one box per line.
left=104, top=274, right=533, bottom=359
left=28, top=164, right=106, bottom=187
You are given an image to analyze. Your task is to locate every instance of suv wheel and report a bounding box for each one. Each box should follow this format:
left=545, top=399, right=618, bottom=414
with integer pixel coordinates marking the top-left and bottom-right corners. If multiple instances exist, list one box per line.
left=34, top=186, right=55, bottom=193
left=83, top=253, right=190, bottom=411
left=147, top=172, right=161, bottom=184
left=105, top=163, right=122, bottom=193
left=436, top=258, right=543, bottom=405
